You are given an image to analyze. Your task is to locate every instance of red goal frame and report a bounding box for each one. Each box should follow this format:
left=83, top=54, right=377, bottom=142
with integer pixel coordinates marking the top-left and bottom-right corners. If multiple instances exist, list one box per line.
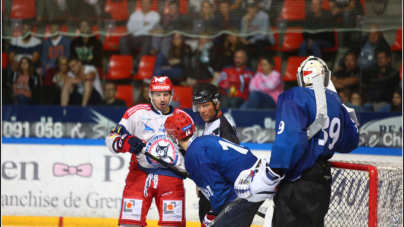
left=330, top=162, right=379, bottom=227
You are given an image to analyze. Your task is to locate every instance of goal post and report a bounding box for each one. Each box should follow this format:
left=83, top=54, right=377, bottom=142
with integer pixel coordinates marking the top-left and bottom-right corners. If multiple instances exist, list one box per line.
left=326, top=161, right=402, bottom=227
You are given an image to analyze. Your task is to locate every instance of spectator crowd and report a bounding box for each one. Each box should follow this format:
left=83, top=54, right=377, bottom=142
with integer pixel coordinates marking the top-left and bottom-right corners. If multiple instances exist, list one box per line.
left=2, top=0, right=402, bottom=112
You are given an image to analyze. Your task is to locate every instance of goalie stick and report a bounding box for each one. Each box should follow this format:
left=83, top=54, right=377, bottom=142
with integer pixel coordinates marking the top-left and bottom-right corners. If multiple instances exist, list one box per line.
left=141, top=149, right=266, bottom=219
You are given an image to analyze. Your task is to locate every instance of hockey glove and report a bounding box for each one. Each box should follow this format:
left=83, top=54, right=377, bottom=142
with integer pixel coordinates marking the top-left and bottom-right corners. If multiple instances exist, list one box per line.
left=249, top=162, right=284, bottom=202
left=234, top=169, right=254, bottom=199
left=201, top=211, right=216, bottom=227
left=115, top=134, right=146, bottom=154
left=235, top=155, right=285, bottom=202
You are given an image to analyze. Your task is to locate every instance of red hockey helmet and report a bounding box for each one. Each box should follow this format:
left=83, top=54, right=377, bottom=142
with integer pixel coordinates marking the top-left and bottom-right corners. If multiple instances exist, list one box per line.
left=149, top=76, right=174, bottom=111
left=164, top=110, right=196, bottom=141
left=149, top=76, right=174, bottom=92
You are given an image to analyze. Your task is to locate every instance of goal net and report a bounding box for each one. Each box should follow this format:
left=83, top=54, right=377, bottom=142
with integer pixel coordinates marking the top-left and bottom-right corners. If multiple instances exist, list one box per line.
left=1, top=0, right=402, bottom=39
left=325, top=161, right=403, bottom=227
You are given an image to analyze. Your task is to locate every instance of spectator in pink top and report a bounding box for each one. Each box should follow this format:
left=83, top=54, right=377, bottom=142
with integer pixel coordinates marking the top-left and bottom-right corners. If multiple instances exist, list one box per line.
left=240, top=56, right=282, bottom=109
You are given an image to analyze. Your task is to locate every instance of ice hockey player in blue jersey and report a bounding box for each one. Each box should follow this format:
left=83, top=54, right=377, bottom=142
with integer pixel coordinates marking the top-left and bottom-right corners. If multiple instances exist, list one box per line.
left=164, top=110, right=264, bottom=227
left=270, top=56, right=359, bottom=226
left=236, top=56, right=360, bottom=227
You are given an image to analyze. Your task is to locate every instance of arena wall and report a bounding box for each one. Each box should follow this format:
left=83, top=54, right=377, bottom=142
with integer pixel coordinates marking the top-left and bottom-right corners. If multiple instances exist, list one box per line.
left=1, top=141, right=401, bottom=226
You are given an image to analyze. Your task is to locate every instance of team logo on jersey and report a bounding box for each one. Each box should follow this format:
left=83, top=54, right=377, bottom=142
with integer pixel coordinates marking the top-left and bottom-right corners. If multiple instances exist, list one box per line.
left=144, top=134, right=179, bottom=167
left=142, top=122, right=155, bottom=133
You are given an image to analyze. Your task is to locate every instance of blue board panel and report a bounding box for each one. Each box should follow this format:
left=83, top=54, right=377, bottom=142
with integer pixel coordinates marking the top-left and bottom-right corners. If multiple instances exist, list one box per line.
left=2, top=138, right=401, bottom=156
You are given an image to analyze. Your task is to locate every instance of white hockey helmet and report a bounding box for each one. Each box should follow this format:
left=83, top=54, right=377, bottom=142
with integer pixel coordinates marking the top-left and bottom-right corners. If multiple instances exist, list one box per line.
left=297, top=56, right=331, bottom=87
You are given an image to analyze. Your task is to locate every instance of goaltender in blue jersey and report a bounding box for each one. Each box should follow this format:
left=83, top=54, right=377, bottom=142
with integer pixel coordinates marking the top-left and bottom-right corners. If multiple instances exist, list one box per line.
left=234, top=56, right=360, bottom=227
left=269, top=57, right=359, bottom=227
left=269, top=83, right=359, bottom=182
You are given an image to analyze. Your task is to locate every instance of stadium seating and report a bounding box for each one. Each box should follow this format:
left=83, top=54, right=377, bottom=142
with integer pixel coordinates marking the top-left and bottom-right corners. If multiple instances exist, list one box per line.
left=173, top=86, right=193, bottom=108
left=10, top=0, right=35, bottom=19
left=281, top=0, right=306, bottom=21
left=135, top=0, right=159, bottom=12
left=163, top=0, right=188, bottom=15
left=106, top=55, right=133, bottom=80
left=44, top=25, right=68, bottom=40
left=391, top=27, right=402, bottom=51
left=115, top=85, right=134, bottom=107
left=322, top=30, right=338, bottom=53
left=322, top=0, right=329, bottom=10
left=265, top=27, right=279, bottom=51
left=283, top=56, right=307, bottom=81
left=75, top=25, right=100, bottom=39
left=134, top=55, right=157, bottom=80
left=103, top=26, right=128, bottom=51
left=257, top=56, right=282, bottom=74
left=359, top=0, right=366, bottom=14
left=2, top=53, right=8, bottom=69
left=105, top=0, right=129, bottom=21
left=281, top=27, right=305, bottom=52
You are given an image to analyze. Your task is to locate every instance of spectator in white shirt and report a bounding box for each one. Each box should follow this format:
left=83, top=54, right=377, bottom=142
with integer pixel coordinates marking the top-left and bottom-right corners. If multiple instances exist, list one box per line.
left=61, top=58, right=103, bottom=107
left=119, top=0, right=160, bottom=73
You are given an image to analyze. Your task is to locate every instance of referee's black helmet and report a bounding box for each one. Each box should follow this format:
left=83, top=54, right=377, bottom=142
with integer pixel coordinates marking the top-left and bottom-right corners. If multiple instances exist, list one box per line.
left=192, top=84, right=221, bottom=112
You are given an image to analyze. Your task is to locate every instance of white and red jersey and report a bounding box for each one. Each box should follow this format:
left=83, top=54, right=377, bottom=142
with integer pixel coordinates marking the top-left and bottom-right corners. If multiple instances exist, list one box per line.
left=105, top=104, right=186, bottom=179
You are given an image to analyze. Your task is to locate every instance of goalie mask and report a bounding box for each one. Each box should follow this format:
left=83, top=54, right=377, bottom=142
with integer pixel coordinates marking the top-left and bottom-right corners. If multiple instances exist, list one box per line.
left=297, top=56, right=331, bottom=87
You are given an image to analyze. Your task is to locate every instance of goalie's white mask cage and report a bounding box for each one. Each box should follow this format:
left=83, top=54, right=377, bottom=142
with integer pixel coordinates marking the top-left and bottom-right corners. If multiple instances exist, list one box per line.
left=297, top=56, right=331, bottom=88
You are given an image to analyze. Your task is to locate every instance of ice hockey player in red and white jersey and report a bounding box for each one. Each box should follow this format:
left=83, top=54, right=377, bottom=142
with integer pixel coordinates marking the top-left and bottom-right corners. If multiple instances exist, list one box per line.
left=105, top=76, right=187, bottom=227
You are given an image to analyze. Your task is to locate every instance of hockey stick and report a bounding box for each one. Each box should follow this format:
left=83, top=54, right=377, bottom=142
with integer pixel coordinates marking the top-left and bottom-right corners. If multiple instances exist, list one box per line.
left=141, top=149, right=190, bottom=179
left=208, top=197, right=243, bottom=227
left=141, top=150, right=267, bottom=219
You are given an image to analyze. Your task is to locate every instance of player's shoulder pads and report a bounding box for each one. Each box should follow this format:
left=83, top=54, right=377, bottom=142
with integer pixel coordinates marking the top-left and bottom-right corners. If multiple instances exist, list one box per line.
left=123, top=104, right=152, bottom=119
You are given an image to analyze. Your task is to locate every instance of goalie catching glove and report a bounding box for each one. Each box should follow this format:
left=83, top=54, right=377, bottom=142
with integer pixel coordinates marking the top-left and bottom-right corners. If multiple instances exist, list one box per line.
left=234, top=155, right=284, bottom=202
left=114, top=134, right=146, bottom=154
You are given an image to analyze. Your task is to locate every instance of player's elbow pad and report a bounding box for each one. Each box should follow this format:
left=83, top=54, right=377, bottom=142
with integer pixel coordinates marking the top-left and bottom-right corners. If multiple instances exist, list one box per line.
left=105, top=134, right=120, bottom=154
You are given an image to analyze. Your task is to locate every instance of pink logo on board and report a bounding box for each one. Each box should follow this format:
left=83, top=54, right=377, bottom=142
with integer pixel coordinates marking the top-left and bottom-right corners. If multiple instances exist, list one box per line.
left=53, top=163, right=92, bottom=177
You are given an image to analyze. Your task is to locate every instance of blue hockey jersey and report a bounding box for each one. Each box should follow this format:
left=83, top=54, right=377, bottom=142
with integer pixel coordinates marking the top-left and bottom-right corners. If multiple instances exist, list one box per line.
left=185, top=136, right=258, bottom=214
left=269, top=87, right=359, bottom=182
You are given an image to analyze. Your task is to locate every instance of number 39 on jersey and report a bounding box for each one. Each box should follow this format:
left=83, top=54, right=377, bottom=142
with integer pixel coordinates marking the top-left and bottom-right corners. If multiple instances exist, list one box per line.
left=277, top=116, right=341, bottom=150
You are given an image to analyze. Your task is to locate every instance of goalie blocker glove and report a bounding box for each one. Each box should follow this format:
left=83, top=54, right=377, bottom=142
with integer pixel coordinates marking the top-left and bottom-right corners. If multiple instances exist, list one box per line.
left=235, top=155, right=284, bottom=202
left=114, top=134, right=146, bottom=154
